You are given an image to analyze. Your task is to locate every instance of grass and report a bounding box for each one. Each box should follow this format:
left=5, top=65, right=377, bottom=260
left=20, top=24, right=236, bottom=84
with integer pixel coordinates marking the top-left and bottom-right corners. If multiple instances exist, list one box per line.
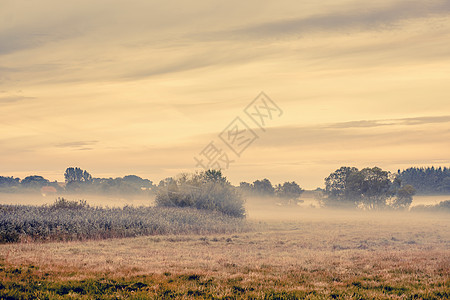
left=0, top=205, right=449, bottom=299
left=0, top=200, right=248, bottom=243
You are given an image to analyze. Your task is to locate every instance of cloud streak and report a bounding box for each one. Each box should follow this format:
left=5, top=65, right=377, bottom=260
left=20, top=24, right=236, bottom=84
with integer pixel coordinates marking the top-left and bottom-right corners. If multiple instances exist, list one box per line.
left=0, top=95, right=35, bottom=103
left=206, top=0, right=450, bottom=40
left=55, top=141, right=99, bottom=150
left=326, top=115, right=450, bottom=129
left=255, top=115, right=450, bottom=149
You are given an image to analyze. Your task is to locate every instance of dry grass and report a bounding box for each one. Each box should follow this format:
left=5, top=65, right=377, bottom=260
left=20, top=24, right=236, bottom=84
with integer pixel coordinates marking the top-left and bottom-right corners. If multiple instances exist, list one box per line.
left=0, top=205, right=449, bottom=299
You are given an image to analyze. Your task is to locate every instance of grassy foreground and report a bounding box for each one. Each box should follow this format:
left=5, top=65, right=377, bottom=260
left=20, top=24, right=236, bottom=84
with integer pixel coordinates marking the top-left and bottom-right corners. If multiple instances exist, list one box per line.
left=0, top=201, right=247, bottom=243
left=0, top=209, right=449, bottom=299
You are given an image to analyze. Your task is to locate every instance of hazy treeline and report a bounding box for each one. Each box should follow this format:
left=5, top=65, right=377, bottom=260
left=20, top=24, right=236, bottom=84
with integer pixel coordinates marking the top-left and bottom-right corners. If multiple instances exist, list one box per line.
left=1, top=166, right=449, bottom=213
left=397, top=167, right=450, bottom=194
left=0, top=175, right=61, bottom=193
left=239, top=179, right=304, bottom=204
left=0, top=167, right=156, bottom=196
left=321, top=166, right=416, bottom=210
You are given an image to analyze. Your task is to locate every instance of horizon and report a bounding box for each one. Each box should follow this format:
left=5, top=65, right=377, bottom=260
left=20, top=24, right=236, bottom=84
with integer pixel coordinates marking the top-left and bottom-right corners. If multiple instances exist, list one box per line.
left=1, top=165, right=449, bottom=190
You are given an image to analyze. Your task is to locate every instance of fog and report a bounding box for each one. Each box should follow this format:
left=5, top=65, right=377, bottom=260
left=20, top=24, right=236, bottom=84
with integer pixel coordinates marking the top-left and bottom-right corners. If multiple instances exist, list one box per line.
left=0, top=192, right=156, bottom=207
left=0, top=192, right=447, bottom=213
left=245, top=196, right=449, bottom=221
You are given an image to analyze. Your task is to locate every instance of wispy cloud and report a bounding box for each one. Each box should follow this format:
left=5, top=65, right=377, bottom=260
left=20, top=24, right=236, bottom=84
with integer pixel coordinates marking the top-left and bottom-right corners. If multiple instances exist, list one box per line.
left=398, top=115, right=450, bottom=125
left=206, top=1, right=450, bottom=41
left=326, top=115, right=450, bottom=129
left=55, top=140, right=98, bottom=150
left=254, top=115, right=450, bottom=149
left=0, top=96, right=35, bottom=103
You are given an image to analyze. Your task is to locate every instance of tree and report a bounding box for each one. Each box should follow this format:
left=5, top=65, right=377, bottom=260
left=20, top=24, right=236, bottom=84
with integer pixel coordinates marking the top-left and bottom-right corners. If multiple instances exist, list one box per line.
left=324, top=167, right=360, bottom=206
left=252, top=179, right=275, bottom=196
left=21, top=175, right=50, bottom=189
left=390, top=184, right=416, bottom=209
left=64, top=167, right=93, bottom=192
left=122, top=175, right=154, bottom=190
left=275, top=181, right=304, bottom=203
left=239, top=182, right=252, bottom=194
left=203, top=169, right=228, bottom=184
left=0, top=176, right=20, bottom=188
left=398, top=166, right=450, bottom=194
left=64, top=167, right=93, bottom=184
left=323, top=166, right=414, bottom=210
left=359, top=167, right=394, bottom=209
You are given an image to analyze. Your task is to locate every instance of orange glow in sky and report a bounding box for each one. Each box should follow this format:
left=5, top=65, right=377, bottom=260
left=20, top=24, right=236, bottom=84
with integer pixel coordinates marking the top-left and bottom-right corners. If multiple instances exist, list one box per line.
left=1, top=0, right=449, bottom=188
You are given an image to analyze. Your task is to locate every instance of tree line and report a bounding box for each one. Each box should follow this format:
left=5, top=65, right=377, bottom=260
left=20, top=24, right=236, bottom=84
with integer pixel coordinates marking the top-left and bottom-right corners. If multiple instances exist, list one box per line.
left=0, top=167, right=155, bottom=196
left=1, top=166, right=449, bottom=211
left=397, top=167, right=450, bottom=194
left=321, top=166, right=416, bottom=210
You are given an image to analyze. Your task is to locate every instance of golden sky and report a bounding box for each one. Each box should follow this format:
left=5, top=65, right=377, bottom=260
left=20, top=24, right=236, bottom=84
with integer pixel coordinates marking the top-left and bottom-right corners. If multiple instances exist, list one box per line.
left=1, top=0, right=450, bottom=188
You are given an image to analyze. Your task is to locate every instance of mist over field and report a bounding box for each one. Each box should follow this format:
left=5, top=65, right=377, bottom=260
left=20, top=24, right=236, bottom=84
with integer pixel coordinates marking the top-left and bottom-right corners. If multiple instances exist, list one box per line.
left=0, top=191, right=447, bottom=209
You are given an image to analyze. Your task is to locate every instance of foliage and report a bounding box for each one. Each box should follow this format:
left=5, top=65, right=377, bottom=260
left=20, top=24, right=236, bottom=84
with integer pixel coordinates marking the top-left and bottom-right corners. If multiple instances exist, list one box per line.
left=64, top=167, right=93, bottom=193
left=398, top=166, right=450, bottom=194
left=239, top=179, right=304, bottom=204
left=252, top=179, right=275, bottom=196
left=155, top=170, right=245, bottom=217
left=0, top=199, right=247, bottom=243
left=389, top=185, right=416, bottom=209
left=0, top=176, right=20, bottom=188
left=21, top=175, right=50, bottom=189
left=64, top=167, right=93, bottom=184
left=275, top=181, right=304, bottom=203
left=323, top=166, right=414, bottom=210
left=50, top=197, right=89, bottom=209
left=91, top=177, right=152, bottom=195
left=122, top=174, right=153, bottom=188
left=0, top=176, right=21, bottom=193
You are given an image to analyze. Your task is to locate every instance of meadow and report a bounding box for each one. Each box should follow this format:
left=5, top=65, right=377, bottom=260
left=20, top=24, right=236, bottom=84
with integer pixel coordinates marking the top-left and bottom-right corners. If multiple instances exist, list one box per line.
left=0, top=199, right=247, bottom=243
left=0, top=197, right=449, bottom=299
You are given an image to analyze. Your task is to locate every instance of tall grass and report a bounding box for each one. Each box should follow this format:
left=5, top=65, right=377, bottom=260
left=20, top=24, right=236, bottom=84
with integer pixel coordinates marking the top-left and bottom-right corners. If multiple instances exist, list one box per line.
left=0, top=199, right=248, bottom=243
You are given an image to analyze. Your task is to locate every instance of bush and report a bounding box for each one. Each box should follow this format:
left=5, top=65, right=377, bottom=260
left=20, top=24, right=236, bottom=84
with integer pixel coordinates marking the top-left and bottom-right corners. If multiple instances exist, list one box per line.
left=155, top=170, right=245, bottom=218
left=50, top=197, right=89, bottom=210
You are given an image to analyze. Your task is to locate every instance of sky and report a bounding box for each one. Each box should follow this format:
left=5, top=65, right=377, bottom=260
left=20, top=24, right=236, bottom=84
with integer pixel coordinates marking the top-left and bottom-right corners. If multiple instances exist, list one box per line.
left=1, top=0, right=450, bottom=188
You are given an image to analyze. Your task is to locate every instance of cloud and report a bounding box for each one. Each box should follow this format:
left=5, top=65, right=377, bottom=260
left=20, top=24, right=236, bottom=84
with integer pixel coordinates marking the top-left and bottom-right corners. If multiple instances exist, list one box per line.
left=255, top=115, right=450, bottom=149
left=399, top=115, right=450, bottom=125
left=0, top=96, right=35, bottom=103
left=326, top=120, right=395, bottom=129
left=206, top=0, right=450, bottom=40
left=55, top=141, right=98, bottom=150
left=326, top=115, right=450, bottom=129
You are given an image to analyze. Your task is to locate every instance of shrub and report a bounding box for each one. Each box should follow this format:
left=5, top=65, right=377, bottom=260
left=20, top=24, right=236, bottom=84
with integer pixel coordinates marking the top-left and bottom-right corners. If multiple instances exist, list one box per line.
left=155, top=170, right=245, bottom=218
left=50, top=197, right=89, bottom=209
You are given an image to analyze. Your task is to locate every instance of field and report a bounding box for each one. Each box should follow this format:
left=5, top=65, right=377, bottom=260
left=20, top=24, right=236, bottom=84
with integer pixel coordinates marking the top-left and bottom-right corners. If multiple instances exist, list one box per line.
left=0, top=200, right=247, bottom=243
left=0, top=199, right=449, bottom=299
